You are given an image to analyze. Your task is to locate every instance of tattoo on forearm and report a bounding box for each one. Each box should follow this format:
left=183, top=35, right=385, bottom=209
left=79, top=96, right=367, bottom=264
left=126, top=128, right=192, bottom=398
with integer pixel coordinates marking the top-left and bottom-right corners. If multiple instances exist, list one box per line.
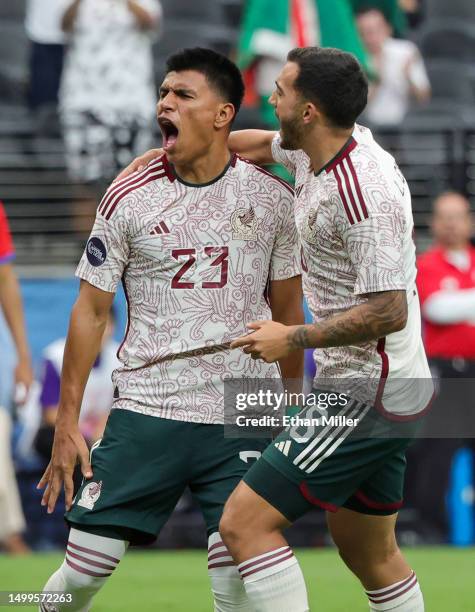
left=289, top=326, right=311, bottom=350
left=288, top=290, right=408, bottom=350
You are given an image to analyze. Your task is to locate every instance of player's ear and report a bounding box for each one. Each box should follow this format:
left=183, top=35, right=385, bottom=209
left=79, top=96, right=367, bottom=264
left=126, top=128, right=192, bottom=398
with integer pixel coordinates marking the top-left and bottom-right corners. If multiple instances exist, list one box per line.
left=215, top=103, right=235, bottom=130
left=302, top=102, right=318, bottom=125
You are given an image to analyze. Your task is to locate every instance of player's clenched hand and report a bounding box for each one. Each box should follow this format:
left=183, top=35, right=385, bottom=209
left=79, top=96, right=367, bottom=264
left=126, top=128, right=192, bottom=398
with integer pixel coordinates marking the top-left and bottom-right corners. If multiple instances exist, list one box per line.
left=37, top=424, right=92, bottom=514
left=115, top=148, right=164, bottom=182
left=231, top=320, right=295, bottom=363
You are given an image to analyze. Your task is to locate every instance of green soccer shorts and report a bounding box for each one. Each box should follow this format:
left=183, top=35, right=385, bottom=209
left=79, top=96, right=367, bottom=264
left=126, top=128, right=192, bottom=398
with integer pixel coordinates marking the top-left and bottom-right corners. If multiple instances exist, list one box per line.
left=66, top=408, right=270, bottom=543
left=243, top=392, right=423, bottom=520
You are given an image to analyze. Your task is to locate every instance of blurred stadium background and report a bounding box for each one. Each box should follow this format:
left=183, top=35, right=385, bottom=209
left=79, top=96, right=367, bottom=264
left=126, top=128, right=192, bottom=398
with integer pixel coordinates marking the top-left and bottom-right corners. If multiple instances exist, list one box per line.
left=0, top=0, right=474, bottom=609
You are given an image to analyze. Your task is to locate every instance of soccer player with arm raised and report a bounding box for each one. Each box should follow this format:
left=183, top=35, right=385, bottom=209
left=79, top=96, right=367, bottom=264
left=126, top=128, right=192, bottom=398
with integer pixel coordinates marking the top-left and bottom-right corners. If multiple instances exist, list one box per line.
left=220, top=48, right=431, bottom=612
left=38, top=48, right=303, bottom=611
left=118, top=48, right=431, bottom=612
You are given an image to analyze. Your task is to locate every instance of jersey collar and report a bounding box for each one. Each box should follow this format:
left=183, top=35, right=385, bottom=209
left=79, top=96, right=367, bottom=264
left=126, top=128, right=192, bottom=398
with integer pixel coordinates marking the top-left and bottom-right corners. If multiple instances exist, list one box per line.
left=314, top=135, right=357, bottom=177
left=167, top=153, right=237, bottom=188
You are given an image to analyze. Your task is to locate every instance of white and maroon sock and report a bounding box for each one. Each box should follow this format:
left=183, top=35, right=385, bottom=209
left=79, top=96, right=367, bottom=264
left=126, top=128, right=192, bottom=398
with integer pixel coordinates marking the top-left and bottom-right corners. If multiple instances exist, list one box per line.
left=366, top=571, right=424, bottom=611
left=40, top=528, right=128, bottom=611
left=207, top=532, right=252, bottom=611
left=238, top=546, right=309, bottom=612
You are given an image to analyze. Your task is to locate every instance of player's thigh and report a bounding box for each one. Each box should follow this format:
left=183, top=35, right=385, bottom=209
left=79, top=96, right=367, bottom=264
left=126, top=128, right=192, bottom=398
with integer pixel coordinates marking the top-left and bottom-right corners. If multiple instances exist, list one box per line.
left=328, top=447, right=409, bottom=564
left=241, top=452, right=314, bottom=524
left=247, top=399, right=416, bottom=524
left=189, top=426, right=270, bottom=536
left=223, top=479, right=292, bottom=535
left=251, top=399, right=374, bottom=517
left=67, top=410, right=189, bottom=543
left=327, top=506, right=399, bottom=563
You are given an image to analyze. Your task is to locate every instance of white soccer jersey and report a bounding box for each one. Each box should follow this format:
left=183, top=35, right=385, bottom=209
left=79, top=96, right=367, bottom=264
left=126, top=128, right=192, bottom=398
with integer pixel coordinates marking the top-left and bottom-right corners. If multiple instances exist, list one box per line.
left=77, top=154, right=301, bottom=424
left=272, top=125, right=432, bottom=417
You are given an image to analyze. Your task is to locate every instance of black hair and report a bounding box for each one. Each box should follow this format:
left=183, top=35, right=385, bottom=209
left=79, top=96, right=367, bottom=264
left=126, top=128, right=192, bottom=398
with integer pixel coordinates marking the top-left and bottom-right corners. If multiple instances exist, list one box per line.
left=166, top=47, right=244, bottom=119
left=287, top=47, right=368, bottom=129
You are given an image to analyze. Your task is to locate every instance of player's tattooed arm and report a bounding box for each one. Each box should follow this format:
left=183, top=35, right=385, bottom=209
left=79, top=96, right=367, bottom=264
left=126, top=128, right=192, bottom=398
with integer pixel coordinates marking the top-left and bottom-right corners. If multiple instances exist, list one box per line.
left=288, top=290, right=408, bottom=350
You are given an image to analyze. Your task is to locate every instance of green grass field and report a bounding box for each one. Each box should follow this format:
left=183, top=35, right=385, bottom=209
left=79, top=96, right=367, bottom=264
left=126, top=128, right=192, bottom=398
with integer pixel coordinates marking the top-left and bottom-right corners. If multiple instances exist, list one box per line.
left=0, top=548, right=473, bottom=611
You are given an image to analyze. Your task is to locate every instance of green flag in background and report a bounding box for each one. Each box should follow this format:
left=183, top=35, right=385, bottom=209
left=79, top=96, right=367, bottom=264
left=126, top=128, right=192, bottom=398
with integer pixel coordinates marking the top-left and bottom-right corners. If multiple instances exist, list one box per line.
left=238, top=0, right=372, bottom=128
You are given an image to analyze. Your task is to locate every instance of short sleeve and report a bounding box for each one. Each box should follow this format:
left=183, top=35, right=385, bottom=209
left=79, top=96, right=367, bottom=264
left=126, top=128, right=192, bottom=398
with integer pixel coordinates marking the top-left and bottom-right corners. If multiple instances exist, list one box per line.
left=76, top=199, right=130, bottom=294
left=134, top=0, right=162, bottom=41
left=271, top=133, right=299, bottom=177
left=343, top=206, right=407, bottom=296
left=270, top=186, right=301, bottom=281
left=135, top=0, right=162, bottom=20
left=0, top=202, right=15, bottom=264
left=407, top=45, right=430, bottom=91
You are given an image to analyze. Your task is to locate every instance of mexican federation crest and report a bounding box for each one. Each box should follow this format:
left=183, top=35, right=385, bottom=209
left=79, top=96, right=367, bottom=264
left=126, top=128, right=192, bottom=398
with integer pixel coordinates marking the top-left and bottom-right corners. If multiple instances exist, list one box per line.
left=231, top=207, right=258, bottom=240
left=77, top=480, right=103, bottom=510
left=300, top=208, right=319, bottom=245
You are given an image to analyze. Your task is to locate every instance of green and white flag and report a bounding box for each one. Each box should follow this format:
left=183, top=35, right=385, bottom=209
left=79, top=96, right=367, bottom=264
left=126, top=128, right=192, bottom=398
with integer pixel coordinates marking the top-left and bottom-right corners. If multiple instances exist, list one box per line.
left=238, top=0, right=372, bottom=122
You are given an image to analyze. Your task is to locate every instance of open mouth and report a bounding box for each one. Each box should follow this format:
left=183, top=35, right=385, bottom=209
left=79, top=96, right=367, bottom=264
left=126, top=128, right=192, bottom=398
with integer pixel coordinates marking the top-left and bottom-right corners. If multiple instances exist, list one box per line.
left=158, top=117, right=179, bottom=151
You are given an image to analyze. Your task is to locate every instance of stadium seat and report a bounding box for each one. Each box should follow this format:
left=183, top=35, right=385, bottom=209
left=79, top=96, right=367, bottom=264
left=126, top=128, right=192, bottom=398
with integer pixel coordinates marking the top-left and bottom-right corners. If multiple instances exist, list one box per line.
left=417, top=20, right=475, bottom=63
left=425, top=0, right=475, bottom=21
left=0, top=0, right=26, bottom=21
left=219, top=0, right=244, bottom=28
left=0, top=22, right=29, bottom=101
left=403, top=100, right=475, bottom=128
left=426, top=60, right=475, bottom=104
left=159, top=0, right=224, bottom=24
left=154, top=21, right=237, bottom=63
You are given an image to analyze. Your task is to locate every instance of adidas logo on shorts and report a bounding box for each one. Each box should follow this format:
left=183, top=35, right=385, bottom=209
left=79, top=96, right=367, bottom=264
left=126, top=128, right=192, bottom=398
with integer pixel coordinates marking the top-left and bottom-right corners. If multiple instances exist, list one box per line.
left=274, top=441, right=291, bottom=456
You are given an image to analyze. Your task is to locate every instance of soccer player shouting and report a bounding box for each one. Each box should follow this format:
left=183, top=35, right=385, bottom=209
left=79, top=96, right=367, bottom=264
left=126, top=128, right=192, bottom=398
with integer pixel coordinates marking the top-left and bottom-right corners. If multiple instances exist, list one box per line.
left=38, top=48, right=303, bottom=611
left=118, top=47, right=433, bottom=612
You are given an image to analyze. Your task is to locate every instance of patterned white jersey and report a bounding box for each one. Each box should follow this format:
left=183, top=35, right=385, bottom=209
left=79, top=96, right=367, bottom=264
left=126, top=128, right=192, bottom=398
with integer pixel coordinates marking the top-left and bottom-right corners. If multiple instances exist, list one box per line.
left=76, top=154, right=301, bottom=423
left=272, top=125, right=432, bottom=417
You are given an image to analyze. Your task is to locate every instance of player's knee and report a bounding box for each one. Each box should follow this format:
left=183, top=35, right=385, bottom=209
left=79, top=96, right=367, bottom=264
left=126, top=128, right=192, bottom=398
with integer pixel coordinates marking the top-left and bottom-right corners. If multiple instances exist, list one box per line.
left=219, top=508, right=241, bottom=549
left=219, top=502, right=254, bottom=549
left=337, top=540, right=400, bottom=575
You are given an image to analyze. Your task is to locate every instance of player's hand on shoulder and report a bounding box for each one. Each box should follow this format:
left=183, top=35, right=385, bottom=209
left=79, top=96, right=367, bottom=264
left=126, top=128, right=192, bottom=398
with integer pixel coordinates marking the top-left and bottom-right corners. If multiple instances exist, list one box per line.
left=37, top=422, right=92, bottom=514
left=230, top=320, right=294, bottom=363
left=115, top=148, right=164, bottom=182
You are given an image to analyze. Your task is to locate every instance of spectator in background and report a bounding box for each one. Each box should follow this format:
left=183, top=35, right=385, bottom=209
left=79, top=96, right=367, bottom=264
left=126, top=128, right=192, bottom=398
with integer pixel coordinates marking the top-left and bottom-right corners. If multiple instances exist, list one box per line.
left=350, top=0, right=410, bottom=37
left=418, top=192, right=475, bottom=360
left=238, top=0, right=372, bottom=129
left=356, top=6, right=430, bottom=126
left=398, top=0, right=424, bottom=30
left=34, top=309, right=119, bottom=464
left=25, top=0, right=70, bottom=117
left=0, top=202, right=33, bottom=554
left=410, top=192, right=475, bottom=540
left=59, top=0, right=162, bottom=190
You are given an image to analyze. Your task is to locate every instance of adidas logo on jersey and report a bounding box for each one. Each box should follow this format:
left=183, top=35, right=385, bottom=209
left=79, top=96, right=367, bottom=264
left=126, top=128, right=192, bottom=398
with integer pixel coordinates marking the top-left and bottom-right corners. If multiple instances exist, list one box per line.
left=150, top=221, right=170, bottom=235
left=275, top=440, right=291, bottom=456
